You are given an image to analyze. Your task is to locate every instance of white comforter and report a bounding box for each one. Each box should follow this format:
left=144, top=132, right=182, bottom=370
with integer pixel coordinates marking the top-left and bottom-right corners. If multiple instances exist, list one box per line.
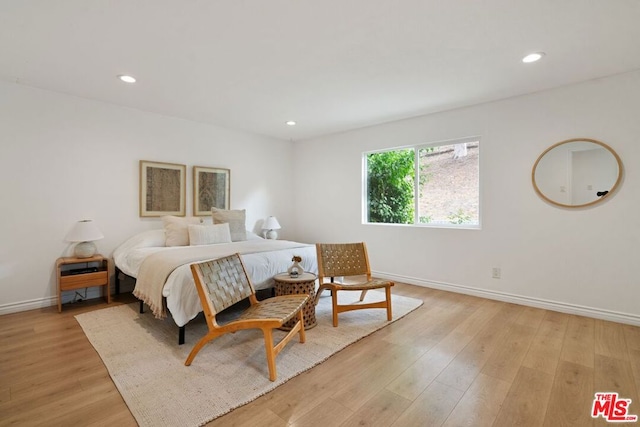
left=113, top=230, right=317, bottom=326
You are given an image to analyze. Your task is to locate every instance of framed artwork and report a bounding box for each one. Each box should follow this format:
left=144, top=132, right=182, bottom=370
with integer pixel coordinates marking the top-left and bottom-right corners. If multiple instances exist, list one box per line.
left=193, top=166, right=230, bottom=216
left=139, top=160, right=186, bottom=217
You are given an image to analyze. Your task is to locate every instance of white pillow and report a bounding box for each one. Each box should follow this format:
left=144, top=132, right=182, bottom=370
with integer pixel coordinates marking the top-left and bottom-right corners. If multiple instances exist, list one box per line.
left=188, top=223, right=232, bottom=246
left=162, top=216, right=202, bottom=247
left=117, top=229, right=166, bottom=250
left=113, top=229, right=167, bottom=272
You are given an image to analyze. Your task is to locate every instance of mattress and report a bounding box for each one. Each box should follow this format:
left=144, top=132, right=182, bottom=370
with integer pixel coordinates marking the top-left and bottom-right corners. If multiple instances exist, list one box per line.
left=113, top=229, right=317, bottom=326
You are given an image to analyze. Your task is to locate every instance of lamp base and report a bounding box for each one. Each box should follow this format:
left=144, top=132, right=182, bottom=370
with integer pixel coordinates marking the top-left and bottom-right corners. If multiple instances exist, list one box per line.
left=265, top=230, right=278, bottom=240
left=74, top=241, right=97, bottom=258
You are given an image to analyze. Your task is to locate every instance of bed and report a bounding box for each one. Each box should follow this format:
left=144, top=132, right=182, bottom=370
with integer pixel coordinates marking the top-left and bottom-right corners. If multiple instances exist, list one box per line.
left=112, top=227, right=317, bottom=343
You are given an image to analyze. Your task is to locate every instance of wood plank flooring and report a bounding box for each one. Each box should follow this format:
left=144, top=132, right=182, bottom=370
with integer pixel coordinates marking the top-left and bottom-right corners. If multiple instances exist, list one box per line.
left=1, top=284, right=639, bottom=426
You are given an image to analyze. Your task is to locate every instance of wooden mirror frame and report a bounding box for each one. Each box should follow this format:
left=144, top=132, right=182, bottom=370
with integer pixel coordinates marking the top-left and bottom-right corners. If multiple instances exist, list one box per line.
left=532, top=138, right=623, bottom=208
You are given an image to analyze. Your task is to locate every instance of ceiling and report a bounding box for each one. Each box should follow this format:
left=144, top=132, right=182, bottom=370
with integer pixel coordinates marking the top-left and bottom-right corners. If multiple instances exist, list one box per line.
left=2, top=1, right=640, bottom=142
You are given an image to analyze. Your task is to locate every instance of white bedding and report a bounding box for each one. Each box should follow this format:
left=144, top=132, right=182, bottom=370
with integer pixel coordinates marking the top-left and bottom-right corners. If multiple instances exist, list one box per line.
left=113, top=230, right=317, bottom=327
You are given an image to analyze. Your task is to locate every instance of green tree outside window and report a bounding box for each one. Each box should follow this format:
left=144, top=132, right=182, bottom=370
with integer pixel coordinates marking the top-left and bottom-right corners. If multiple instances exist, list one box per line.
left=366, top=149, right=415, bottom=224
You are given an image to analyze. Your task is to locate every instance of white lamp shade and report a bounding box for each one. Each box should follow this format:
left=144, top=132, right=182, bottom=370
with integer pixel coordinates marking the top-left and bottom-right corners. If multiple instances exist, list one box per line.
left=263, top=216, right=281, bottom=230
left=65, top=220, right=104, bottom=242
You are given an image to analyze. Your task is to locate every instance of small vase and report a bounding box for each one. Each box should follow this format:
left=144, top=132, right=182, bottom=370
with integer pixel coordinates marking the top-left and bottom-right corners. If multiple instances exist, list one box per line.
left=288, top=261, right=304, bottom=277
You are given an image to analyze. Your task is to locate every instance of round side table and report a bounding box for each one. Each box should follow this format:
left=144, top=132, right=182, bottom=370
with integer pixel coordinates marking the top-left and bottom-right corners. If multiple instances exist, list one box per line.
left=274, top=272, right=317, bottom=330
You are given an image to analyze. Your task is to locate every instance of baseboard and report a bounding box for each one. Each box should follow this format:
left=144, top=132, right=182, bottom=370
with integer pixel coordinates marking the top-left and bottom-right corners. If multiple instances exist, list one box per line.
left=374, top=271, right=640, bottom=327
left=5, top=273, right=638, bottom=327
left=0, top=295, right=59, bottom=315
left=0, top=283, right=134, bottom=316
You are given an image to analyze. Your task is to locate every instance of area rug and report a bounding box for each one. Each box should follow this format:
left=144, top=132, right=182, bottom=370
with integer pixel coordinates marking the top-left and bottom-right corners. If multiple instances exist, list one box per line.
left=75, top=291, right=423, bottom=427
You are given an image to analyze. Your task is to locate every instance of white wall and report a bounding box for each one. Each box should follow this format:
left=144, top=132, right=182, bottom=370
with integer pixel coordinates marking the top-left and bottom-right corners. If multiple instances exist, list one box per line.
left=292, top=70, right=640, bottom=324
left=0, top=81, right=294, bottom=312
left=4, top=71, right=640, bottom=323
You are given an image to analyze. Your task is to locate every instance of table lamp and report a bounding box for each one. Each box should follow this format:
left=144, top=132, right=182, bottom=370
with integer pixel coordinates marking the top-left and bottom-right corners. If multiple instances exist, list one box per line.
left=262, top=216, right=281, bottom=239
left=65, top=220, right=104, bottom=258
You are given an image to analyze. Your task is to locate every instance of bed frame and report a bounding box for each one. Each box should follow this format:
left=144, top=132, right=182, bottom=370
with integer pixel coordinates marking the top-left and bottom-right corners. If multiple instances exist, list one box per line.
left=114, top=266, right=273, bottom=346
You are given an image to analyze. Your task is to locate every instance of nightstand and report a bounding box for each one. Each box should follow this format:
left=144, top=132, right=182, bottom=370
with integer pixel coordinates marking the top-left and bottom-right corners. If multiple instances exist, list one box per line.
left=56, top=255, right=110, bottom=312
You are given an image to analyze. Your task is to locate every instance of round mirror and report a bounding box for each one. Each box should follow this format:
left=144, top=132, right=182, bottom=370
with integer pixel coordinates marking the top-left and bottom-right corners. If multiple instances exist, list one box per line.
left=532, top=138, right=623, bottom=208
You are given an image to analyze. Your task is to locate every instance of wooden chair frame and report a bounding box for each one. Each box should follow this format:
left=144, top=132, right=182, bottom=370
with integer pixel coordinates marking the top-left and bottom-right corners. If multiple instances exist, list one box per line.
left=315, top=242, right=394, bottom=327
left=185, top=254, right=308, bottom=381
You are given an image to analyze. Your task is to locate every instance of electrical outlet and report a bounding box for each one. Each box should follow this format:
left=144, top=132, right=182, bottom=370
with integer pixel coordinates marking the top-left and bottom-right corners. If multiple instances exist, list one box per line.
left=492, top=267, right=501, bottom=279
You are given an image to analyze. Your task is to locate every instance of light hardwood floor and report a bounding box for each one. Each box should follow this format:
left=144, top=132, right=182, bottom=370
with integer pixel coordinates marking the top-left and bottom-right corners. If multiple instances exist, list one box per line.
left=1, top=284, right=639, bottom=426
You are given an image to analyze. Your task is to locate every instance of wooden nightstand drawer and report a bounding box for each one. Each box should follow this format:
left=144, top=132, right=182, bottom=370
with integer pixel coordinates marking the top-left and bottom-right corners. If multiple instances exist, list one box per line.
left=60, top=271, right=108, bottom=290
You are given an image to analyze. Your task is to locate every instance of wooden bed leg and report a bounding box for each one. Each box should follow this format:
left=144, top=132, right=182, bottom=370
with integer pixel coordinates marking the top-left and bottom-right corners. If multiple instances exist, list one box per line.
left=179, top=326, right=185, bottom=345
left=139, top=300, right=144, bottom=313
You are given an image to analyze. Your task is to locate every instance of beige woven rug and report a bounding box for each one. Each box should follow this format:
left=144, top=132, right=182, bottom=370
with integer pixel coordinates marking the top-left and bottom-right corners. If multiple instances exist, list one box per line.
left=75, top=291, right=423, bottom=427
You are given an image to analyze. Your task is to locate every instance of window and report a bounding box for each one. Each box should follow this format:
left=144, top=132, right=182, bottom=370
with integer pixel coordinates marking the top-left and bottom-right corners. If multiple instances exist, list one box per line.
left=364, top=137, right=480, bottom=228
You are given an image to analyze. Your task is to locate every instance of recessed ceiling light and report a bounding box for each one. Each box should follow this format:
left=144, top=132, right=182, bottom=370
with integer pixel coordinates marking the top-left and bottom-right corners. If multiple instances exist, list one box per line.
left=118, top=75, right=137, bottom=83
left=285, top=121, right=296, bottom=126
left=522, top=52, right=545, bottom=63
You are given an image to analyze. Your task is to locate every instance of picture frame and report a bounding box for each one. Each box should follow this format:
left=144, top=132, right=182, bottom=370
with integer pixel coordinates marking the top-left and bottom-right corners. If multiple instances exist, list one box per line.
left=193, top=166, right=230, bottom=216
left=139, top=160, right=186, bottom=217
